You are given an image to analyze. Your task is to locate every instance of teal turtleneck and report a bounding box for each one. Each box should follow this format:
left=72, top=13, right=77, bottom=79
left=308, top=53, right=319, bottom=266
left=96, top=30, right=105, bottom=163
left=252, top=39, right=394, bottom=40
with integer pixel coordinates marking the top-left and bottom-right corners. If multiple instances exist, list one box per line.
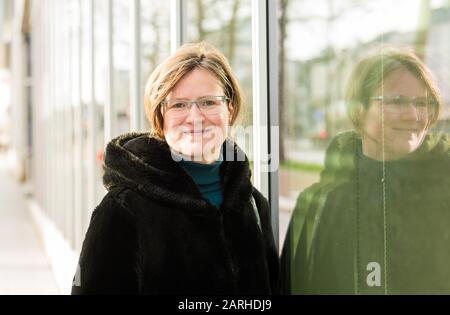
left=177, top=153, right=224, bottom=209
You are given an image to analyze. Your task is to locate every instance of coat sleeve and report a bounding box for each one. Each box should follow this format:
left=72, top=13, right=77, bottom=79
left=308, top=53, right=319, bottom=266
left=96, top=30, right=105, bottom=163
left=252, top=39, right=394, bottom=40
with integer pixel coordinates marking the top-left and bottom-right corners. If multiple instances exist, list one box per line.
left=71, top=188, right=139, bottom=294
left=252, top=189, right=280, bottom=294
left=280, top=183, right=329, bottom=294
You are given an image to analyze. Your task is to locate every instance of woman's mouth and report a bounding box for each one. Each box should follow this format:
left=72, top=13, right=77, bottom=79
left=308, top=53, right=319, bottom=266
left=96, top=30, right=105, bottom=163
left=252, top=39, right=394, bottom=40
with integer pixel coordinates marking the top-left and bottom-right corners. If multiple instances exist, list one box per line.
left=183, top=127, right=214, bottom=136
left=392, top=127, right=420, bottom=133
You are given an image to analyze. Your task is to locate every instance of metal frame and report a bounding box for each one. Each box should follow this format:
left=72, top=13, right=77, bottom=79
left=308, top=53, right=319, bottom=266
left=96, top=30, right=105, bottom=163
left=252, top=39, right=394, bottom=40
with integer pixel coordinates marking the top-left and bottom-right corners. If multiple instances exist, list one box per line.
left=73, top=0, right=83, bottom=250
left=170, top=0, right=186, bottom=53
left=130, top=0, right=142, bottom=131
left=62, top=0, right=75, bottom=251
left=105, top=0, right=114, bottom=144
left=251, top=0, right=269, bottom=196
left=252, top=0, right=279, bottom=249
left=86, top=0, right=97, bottom=224
left=45, top=0, right=53, bottom=223
left=266, top=0, right=280, bottom=251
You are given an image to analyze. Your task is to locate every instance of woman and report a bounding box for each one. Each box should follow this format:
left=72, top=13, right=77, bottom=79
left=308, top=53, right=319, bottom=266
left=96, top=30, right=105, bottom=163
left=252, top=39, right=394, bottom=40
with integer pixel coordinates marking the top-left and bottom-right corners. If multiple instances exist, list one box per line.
left=72, top=42, right=279, bottom=294
left=282, top=47, right=450, bottom=294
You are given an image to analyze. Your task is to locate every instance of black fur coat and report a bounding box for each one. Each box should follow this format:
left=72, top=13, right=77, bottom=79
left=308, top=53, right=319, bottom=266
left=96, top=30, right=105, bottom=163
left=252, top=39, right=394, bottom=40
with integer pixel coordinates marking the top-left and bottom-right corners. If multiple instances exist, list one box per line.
left=71, top=133, right=279, bottom=295
left=282, top=131, right=450, bottom=294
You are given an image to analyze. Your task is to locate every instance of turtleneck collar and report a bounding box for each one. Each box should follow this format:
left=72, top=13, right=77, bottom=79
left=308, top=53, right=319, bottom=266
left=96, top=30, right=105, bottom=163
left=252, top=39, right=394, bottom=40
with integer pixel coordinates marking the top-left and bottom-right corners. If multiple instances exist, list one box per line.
left=178, top=157, right=223, bottom=184
left=178, top=156, right=224, bottom=209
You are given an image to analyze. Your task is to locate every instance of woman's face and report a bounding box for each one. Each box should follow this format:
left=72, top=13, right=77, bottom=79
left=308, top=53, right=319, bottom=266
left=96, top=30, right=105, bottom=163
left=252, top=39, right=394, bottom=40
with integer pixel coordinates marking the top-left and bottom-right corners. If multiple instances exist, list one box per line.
left=163, top=68, right=232, bottom=163
left=361, top=68, right=429, bottom=160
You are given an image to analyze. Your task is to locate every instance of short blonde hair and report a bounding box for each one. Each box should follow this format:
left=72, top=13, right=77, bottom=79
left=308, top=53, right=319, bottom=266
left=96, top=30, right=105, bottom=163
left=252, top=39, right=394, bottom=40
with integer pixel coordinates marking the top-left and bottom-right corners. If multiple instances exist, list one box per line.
left=144, top=41, right=244, bottom=139
left=346, top=47, right=442, bottom=133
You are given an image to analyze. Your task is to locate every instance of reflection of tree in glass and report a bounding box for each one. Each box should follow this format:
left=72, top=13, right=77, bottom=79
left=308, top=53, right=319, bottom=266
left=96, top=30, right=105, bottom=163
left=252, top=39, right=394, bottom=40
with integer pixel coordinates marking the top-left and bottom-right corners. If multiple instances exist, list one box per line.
left=278, top=0, right=289, bottom=163
left=279, top=0, right=375, bottom=162
left=279, top=0, right=438, bottom=162
left=113, top=0, right=130, bottom=58
left=415, top=0, right=431, bottom=59
left=192, top=0, right=243, bottom=64
left=188, top=0, right=252, bottom=127
left=141, top=1, right=170, bottom=79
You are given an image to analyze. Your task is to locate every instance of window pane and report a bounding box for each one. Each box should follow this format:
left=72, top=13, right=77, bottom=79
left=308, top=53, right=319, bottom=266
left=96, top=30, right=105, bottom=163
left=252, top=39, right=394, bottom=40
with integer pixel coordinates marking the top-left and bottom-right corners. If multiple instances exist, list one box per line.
left=280, top=0, right=450, bottom=294
left=94, top=0, right=108, bottom=204
left=185, top=0, right=253, bottom=163
left=80, top=0, right=92, bottom=234
left=113, top=0, right=130, bottom=136
left=141, top=0, right=171, bottom=130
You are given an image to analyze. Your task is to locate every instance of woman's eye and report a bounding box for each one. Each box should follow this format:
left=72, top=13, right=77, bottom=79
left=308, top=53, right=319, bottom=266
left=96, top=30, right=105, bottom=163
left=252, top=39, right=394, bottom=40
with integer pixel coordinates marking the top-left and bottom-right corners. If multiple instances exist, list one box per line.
left=415, top=100, right=428, bottom=107
left=171, top=102, right=187, bottom=109
left=201, top=100, right=217, bottom=107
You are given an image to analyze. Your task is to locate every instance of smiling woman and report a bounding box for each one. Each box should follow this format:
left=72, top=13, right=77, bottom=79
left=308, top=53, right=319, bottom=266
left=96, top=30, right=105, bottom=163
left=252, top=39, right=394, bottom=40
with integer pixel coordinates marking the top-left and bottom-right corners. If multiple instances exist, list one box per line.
left=144, top=43, right=243, bottom=164
left=162, top=69, right=232, bottom=164
left=71, top=41, right=279, bottom=295
left=346, top=48, right=441, bottom=161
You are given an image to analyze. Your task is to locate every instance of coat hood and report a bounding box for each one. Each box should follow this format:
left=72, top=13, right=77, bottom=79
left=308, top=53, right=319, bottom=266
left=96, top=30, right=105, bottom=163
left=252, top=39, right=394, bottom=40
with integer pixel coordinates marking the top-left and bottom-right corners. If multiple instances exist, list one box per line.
left=102, top=132, right=253, bottom=214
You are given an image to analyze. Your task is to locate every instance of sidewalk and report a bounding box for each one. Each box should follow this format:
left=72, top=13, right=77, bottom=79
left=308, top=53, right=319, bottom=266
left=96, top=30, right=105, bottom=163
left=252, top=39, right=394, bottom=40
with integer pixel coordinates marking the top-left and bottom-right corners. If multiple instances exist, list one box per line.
left=0, top=152, right=60, bottom=295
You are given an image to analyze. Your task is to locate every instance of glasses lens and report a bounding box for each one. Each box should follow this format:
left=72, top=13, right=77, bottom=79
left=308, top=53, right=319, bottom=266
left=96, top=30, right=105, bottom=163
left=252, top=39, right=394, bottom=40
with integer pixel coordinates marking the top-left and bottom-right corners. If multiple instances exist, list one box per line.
left=168, top=101, right=188, bottom=110
left=164, top=96, right=227, bottom=117
left=198, top=97, right=224, bottom=112
left=164, top=101, right=188, bottom=117
left=382, top=96, right=430, bottom=110
left=413, top=99, right=428, bottom=108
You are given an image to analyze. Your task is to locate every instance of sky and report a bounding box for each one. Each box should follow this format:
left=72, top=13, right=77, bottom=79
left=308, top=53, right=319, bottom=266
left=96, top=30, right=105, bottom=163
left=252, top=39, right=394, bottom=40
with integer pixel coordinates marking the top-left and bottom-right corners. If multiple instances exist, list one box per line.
left=287, top=0, right=449, bottom=61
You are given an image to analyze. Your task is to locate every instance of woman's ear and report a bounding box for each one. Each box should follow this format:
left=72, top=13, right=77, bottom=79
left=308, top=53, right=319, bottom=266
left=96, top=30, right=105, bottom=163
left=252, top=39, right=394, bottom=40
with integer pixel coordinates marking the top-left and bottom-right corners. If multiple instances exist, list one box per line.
left=351, top=103, right=366, bottom=132
left=355, top=104, right=367, bottom=132
left=228, top=105, right=234, bottom=124
left=357, top=104, right=366, bottom=118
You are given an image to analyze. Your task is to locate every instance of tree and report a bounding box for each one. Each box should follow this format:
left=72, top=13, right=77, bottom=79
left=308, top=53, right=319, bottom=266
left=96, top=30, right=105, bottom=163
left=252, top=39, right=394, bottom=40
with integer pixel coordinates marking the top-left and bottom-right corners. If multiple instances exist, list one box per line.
left=278, top=0, right=289, bottom=163
left=415, top=0, right=431, bottom=59
left=226, top=0, right=240, bottom=63
left=192, top=0, right=241, bottom=65
left=195, top=0, right=206, bottom=39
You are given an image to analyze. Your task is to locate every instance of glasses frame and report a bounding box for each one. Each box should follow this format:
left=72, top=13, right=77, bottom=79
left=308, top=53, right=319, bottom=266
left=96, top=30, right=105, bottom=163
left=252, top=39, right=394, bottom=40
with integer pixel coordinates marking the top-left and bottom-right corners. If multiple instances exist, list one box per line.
left=161, top=95, right=230, bottom=116
left=371, top=95, right=436, bottom=109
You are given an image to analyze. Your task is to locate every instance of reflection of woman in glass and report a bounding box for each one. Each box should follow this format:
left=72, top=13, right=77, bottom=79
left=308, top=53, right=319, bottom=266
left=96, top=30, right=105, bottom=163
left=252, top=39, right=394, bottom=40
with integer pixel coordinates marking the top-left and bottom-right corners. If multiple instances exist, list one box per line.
left=72, top=42, right=279, bottom=294
left=282, top=48, right=450, bottom=294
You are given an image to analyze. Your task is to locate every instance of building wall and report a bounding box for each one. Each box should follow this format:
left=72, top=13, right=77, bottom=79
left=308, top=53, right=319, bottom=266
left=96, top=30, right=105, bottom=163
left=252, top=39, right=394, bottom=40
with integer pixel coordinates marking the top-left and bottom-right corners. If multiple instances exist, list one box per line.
left=9, top=0, right=277, bottom=293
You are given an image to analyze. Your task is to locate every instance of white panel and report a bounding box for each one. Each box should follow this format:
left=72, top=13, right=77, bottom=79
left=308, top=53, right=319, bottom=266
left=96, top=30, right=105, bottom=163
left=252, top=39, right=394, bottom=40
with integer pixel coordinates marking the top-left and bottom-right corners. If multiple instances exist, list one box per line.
left=130, top=0, right=142, bottom=131
left=251, top=0, right=269, bottom=197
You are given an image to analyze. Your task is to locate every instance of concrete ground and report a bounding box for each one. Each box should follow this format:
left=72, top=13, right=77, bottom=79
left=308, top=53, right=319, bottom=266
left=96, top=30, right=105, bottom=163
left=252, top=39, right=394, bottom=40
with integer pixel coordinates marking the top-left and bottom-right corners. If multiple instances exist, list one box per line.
left=0, top=152, right=59, bottom=295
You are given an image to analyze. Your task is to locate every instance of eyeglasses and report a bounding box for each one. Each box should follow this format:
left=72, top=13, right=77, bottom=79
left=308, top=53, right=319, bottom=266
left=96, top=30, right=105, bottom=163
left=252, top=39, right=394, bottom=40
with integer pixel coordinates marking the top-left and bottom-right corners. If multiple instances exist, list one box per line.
left=371, top=95, right=436, bottom=110
left=161, top=95, right=229, bottom=117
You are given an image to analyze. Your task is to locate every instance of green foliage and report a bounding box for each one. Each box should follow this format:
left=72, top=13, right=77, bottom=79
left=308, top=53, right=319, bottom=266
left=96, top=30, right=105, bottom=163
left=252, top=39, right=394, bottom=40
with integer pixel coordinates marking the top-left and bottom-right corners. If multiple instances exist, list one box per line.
left=281, top=160, right=324, bottom=173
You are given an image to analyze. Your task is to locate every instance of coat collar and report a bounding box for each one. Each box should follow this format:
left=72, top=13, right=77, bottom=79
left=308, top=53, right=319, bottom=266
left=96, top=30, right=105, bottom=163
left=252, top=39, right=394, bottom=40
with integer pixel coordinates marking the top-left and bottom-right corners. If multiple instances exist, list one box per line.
left=103, top=132, right=253, bottom=215
left=321, top=130, right=450, bottom=182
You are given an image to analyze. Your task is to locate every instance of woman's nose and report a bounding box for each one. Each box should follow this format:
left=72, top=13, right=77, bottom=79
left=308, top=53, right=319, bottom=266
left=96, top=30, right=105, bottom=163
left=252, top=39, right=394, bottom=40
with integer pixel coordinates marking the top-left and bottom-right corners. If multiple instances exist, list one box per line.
left=185, top=102, right=204, bottom=123
left=400, top=103, right=421, bottom=121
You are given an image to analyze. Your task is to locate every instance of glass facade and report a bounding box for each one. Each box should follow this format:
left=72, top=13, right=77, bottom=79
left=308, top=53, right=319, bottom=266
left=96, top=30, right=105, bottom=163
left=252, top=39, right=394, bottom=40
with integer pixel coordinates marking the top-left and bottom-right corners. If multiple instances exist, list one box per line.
left=186, top=0, right=255, bottom=169
left=9, top=0, right=450, bottom=294
left=280, top=0, right=450, bottom=294
left=28, top=0, right=276, bottom=253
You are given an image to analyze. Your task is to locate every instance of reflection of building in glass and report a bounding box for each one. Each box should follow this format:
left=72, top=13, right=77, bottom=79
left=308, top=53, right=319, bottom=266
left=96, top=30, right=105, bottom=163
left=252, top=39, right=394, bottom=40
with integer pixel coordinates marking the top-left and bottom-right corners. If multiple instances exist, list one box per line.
left=426, top=6, right=450, bottom=118
left=284, top=4, right=450, bottom=155
left=279, top=1, right=450, bottom=249
left=186, top=0, right=253, bottom=124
